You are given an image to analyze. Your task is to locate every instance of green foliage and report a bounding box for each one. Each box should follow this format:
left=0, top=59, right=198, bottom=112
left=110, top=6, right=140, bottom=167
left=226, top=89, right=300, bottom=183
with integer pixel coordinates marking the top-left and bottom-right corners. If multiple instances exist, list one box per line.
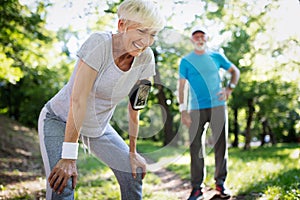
left=0, top=0, right=73, bottom=127
left=0, top=0, right=52, bottom=84
left=104, top=0, right=123, bottom=14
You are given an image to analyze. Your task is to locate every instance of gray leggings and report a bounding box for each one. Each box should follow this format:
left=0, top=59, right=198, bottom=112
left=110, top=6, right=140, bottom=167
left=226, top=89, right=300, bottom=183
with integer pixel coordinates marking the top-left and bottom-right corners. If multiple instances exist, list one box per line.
left=38, top=105, right=143, bottom=200
left=188, top=106, right=228, bottom=188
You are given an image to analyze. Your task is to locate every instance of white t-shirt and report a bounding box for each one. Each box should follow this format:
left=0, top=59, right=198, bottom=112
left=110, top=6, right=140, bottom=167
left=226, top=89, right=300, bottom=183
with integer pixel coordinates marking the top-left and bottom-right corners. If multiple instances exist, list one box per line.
left=49, top=31, right=156, bottom=137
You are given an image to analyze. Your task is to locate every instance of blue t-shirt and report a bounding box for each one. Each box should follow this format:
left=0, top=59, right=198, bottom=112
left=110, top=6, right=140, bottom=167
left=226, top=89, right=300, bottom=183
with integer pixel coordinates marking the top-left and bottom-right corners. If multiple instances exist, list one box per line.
left=179, top=50, right=232, bottom=110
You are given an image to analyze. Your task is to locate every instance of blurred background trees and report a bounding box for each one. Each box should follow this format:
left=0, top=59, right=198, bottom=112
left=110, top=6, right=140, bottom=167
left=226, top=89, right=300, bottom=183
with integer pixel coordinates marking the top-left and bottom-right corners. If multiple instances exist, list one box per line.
left=0, top=0, right=71, bottom=127
left=0, top=0, right=299, bottom=149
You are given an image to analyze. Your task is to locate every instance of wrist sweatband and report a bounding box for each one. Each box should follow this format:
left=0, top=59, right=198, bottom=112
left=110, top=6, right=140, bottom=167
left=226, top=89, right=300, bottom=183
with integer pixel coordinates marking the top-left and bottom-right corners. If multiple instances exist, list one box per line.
left=61, top=142, right=79, bottom=159
left=179, top=104, right=187, bottom=112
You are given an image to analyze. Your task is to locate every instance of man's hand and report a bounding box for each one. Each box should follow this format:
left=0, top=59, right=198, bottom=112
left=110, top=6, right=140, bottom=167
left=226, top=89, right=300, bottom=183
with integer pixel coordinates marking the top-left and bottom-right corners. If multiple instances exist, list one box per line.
left=217, top=88, right=233, bottom=101
left=48, top=159, right=78, bottom=194
left=130, top=152, right=147, bottom=179
left=181, top=111, right=192, bottom=128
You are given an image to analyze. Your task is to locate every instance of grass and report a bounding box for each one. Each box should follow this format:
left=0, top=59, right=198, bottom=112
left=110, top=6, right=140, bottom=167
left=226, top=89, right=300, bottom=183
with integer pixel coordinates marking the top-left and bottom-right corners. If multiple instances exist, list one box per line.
left=75, top=151, right=120, bottom=199
left=227, top=144, right=300, bottom=200
left=74, top=141, right=300, bottom=200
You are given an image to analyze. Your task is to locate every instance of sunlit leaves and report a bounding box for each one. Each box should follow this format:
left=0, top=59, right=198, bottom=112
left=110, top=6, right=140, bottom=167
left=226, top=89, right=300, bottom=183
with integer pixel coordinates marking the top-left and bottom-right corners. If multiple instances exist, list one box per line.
left=0, top=50, right=23, bottom=84
left=0, top=0, right=52, bottom=84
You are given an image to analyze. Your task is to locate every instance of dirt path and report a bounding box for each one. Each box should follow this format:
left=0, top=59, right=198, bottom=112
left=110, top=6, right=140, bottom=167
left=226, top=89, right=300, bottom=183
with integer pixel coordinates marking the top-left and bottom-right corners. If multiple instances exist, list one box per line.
left=149, top=166, right=237, bottom=200
left=150, top=167, right=191, bottom=199
left=144, top=155, right=238, bottom=200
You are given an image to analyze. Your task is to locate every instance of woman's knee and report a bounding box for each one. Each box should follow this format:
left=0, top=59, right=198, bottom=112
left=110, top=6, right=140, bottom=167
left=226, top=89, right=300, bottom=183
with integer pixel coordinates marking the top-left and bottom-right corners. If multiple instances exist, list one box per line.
left=119, top=171, right=143, bottom=200
left=50, top=179, right=74, bottom=200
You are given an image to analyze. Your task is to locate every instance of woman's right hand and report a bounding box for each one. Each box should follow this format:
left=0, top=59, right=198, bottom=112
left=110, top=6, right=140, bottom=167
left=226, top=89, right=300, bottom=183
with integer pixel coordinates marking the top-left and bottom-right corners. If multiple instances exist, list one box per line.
left=48, top=159, right=78, bottom=194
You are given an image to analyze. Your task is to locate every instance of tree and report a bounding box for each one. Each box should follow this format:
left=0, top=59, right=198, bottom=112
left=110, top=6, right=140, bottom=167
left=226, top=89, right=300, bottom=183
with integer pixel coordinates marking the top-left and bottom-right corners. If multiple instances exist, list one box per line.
left=0, top=0, right=70, bottom=127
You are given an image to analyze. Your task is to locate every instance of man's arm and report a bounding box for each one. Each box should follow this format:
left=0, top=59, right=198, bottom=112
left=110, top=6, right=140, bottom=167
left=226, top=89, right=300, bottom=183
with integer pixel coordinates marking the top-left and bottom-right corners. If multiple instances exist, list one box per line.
left=178, top=78, right=192, bottom=127
left=227, top=64, right=240, bottom=87
left=219, top=64, right=240, bottom=100
left=178, top=79, right=185, bottom=104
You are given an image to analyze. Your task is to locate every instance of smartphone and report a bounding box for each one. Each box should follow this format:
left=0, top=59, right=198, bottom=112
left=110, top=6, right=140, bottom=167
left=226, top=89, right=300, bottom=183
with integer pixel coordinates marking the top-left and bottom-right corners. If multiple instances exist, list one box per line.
left=130, top=80, right=151, bottom=110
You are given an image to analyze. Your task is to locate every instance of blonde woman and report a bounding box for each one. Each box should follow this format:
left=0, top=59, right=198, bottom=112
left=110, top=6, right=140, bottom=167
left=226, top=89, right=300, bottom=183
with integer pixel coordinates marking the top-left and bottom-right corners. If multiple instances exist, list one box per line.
left=38, top=0, right=165, bottom=199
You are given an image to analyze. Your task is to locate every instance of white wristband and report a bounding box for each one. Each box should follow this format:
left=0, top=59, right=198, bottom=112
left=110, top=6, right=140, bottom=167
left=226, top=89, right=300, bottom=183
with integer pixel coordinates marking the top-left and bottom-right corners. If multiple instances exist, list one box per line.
left=61, top=142, right=79, bottom=159
left=179, top=104, right=187, bottom=112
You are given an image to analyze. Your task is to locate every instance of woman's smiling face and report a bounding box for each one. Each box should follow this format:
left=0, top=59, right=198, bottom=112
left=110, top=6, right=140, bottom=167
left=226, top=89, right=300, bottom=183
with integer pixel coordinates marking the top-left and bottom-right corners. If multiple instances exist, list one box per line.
left=118, top=20, right=158, bottom=56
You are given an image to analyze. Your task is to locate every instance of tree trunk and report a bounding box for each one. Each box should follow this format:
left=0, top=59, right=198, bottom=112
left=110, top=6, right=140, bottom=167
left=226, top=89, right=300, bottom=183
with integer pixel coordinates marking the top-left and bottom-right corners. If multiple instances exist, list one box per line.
left=244, top=99, right=254, bottom=150
left=232, top=108, right=239, bottom=147
left=260, top=117, right=276, bottom=146
left=260, top=117, right=267, bottom=146
left=286, top=111, right=298, bottom=143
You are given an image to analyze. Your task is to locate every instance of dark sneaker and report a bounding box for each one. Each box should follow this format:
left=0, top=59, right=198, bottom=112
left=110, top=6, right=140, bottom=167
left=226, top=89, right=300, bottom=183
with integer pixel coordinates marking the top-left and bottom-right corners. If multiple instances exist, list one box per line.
left=216, top=184, right=231, bottom=199
left=187, top=188, right=204, bottom=200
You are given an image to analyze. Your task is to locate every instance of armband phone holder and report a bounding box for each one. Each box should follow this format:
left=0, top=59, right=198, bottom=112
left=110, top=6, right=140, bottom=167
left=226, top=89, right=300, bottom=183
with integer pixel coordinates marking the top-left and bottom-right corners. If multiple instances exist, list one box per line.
left=129, top=80, right=151, bottom=110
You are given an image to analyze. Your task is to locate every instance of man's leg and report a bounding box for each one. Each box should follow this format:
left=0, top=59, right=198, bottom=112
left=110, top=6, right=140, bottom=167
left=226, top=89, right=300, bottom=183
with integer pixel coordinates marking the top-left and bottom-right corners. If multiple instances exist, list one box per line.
left=189, top=110, right=209, bottom=189
left=83, top=124, right=142, bottom=200
left=210, top=106, right=228, bottom=186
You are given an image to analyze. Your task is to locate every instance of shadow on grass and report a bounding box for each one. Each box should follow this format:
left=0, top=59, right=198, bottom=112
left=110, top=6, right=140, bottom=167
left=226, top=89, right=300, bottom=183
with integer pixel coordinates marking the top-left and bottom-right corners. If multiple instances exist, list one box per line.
left=0, top=172, right=39, bottom=186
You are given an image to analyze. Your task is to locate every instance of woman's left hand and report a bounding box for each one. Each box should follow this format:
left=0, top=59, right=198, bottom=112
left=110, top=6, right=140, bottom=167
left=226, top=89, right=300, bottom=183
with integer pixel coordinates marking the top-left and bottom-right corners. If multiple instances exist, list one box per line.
left=130, top=152, right=147, bottom=179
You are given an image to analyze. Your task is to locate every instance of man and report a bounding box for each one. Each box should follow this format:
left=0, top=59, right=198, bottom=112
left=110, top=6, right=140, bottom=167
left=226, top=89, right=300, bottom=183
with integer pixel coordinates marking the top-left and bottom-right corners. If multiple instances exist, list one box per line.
left=178, top=26, right=240, bottom=200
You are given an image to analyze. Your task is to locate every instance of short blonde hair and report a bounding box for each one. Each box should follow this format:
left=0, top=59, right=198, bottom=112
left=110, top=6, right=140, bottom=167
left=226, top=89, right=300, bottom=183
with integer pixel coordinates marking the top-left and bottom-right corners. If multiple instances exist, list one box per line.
left=117, top=0, right=165, bottom=31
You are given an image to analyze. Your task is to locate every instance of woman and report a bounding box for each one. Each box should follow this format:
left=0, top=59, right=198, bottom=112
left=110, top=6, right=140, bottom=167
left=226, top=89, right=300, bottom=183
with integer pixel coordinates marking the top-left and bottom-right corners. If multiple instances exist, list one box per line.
left=38, top=0, right=165, bottom=199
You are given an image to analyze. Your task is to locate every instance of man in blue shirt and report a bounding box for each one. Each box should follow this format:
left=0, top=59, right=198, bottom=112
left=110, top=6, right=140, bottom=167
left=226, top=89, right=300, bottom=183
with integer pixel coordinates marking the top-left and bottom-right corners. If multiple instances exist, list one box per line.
left=178, top=26, right=240, bottom=200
